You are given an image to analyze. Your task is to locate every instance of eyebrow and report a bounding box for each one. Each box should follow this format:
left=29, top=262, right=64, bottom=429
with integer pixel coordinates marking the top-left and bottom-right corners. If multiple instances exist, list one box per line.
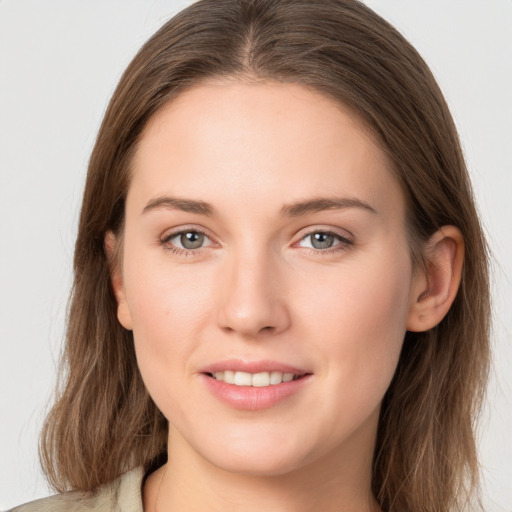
left=142, top=195, right=377, bottom=217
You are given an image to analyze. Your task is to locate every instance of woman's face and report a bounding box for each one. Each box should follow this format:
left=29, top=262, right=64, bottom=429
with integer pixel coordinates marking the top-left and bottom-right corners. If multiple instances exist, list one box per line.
left=114, top=80, right=422, bottom=477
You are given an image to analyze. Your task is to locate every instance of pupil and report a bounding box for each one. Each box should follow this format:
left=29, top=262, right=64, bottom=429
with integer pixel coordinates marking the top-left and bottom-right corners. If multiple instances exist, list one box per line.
left=312, top=232, right=334, bottom=249
left=181, top=231, right=204, bottom=249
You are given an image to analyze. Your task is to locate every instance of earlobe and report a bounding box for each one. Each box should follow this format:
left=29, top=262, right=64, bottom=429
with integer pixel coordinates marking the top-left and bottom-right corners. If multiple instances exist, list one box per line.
left=105, top=231, right=133, bottom=331
left=406, top=226, right=464, bottom=332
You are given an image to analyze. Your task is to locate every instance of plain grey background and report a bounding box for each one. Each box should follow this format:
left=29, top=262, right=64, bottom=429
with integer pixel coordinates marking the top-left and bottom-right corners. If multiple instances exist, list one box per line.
left=1, top=1, right=511, bottom=510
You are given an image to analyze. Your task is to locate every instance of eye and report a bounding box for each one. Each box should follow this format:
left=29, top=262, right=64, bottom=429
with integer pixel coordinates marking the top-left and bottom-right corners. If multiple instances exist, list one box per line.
left=161, top=229, right=214, bottom=252
left=298, top=230, right=352, bottom=251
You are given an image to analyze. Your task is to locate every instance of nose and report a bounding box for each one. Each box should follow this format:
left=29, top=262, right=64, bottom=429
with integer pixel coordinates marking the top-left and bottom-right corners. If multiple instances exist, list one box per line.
left=216, top=248, right=291, bottom=338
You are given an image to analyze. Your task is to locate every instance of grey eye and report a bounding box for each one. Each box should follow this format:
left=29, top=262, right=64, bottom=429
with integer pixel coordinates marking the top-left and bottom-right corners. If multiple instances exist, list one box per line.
left=309, top=232, right=335, bottom=249
left=298, top=231, right=350, bottom=251
left=179, top=231, right=205, bottom=249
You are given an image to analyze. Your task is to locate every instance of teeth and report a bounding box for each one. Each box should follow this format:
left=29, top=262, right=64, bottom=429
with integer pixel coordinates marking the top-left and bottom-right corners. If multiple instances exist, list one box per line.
left=211, top=370, right=301, bottom=386
left=252, top=372, right=270, bottom=387
left=234, top=371, right=252, bottom=386
left=270, top=371, right=283, bottom=385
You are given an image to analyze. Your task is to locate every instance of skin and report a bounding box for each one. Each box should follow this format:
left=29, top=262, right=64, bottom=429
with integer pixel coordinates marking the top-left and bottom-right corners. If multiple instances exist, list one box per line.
left=108, top=79, right=464, bottom=512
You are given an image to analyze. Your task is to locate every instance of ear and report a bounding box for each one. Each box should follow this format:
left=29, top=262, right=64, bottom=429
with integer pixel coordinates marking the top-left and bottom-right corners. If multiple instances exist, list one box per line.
left=105, top=231, right=133, bottom=331
left=406, top=226, right=464, bottom=332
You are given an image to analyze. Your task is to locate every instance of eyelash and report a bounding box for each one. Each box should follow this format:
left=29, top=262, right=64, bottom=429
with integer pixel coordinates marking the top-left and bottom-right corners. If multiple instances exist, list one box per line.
left=159, top=227, right=212, bottom=256
left=159, top=228, right=353, bottom=256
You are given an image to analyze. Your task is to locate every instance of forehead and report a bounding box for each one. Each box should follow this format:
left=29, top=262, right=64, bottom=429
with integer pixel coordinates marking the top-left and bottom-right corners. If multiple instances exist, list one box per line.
left=128, top=79, right=404, bottom=221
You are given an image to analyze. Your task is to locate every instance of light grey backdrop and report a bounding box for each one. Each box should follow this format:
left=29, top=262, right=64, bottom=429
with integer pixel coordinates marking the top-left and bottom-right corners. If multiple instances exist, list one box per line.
left=1, top=1, right=511, bottom=510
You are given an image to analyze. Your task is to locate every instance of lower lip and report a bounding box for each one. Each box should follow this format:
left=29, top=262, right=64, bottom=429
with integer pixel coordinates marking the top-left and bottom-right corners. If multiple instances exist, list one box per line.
left=202, top=374, right=312, bottom=411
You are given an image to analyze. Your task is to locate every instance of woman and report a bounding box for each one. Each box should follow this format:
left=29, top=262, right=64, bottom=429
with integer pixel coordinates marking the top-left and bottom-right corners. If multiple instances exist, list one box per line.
left=11, top=0, right=490, bottom=510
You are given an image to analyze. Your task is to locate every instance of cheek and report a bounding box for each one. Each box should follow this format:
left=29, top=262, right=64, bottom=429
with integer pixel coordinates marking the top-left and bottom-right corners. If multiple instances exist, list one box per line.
left=122, top=253, right=217, bottom=417
left=298, top=248, right=412, bottom=411
left=125, top=251, right=214, bottom=337
left=301, top=249, right=411, bottom=337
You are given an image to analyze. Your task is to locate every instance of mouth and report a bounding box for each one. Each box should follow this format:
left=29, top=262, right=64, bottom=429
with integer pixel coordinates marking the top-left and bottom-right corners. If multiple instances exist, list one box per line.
left=206, top=370, right=306, bottom=387
left=200, top=360, right=312, bottom=410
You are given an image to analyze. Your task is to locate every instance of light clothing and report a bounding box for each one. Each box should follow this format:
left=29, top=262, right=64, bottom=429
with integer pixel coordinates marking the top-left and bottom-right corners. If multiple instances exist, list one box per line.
left=8, top=467, right=144, bottom=512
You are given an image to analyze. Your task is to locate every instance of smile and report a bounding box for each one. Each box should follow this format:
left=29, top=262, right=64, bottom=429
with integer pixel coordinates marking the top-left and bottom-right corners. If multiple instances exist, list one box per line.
left=209, top=370, right=302, bottom=387
left=202, top=363, right=312, bottom=410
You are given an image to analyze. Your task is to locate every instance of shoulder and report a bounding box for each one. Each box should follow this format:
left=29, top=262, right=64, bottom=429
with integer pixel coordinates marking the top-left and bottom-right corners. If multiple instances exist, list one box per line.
left=8, top=467, right=145, bottom=512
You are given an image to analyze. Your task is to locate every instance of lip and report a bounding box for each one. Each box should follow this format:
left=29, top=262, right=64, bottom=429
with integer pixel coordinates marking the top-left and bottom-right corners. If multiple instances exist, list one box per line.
left=200, top=359, right=312, bottom=411
left=201, top=359, right=308, bottom=375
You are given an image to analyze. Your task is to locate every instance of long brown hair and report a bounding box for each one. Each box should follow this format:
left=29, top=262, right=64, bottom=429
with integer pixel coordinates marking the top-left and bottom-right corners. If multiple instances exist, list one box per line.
left=40, top=1, right=491, bottom=510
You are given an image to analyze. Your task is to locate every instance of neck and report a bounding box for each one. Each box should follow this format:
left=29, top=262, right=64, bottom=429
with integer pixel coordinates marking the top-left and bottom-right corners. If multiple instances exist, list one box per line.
left=145, top=424, right=380, bottom=512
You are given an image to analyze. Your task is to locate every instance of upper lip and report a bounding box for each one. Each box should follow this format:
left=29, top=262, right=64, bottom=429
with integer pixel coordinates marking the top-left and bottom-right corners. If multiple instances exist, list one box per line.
left=201, top=359, right=309, bottom=375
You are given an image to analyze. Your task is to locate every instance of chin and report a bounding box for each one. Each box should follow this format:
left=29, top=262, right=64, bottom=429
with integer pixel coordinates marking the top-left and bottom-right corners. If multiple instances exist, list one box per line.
left=198, top=433, right=316, bottom=477
left=213, top=452, right=306, bottom=477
